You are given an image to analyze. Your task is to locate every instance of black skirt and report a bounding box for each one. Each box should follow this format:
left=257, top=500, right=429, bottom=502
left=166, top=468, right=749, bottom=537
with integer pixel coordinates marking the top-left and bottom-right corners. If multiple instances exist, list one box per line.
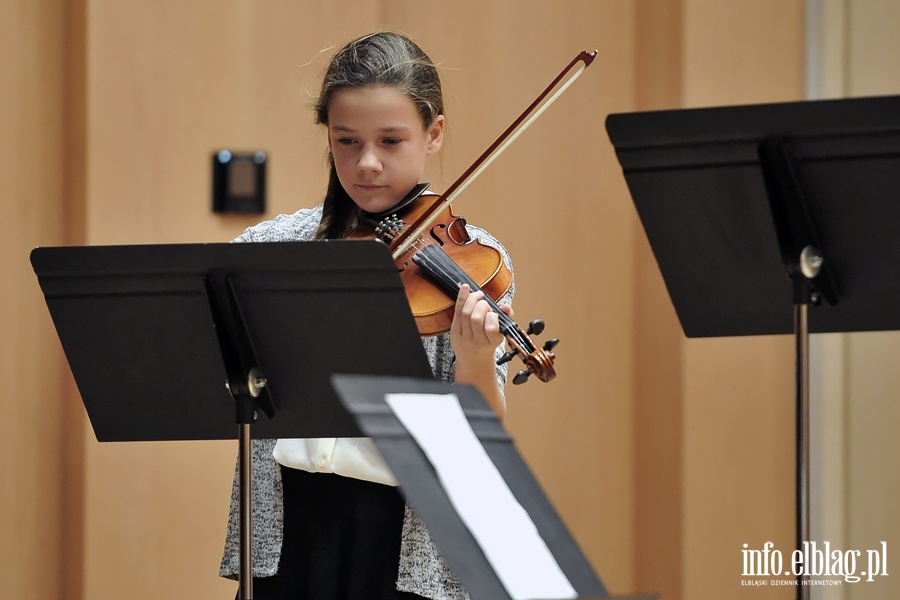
left=247, top=467, right=422, bottom=600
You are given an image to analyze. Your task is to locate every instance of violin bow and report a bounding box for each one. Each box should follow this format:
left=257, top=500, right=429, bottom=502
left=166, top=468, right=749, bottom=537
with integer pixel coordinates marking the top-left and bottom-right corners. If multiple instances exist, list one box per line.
left=390, top=49, right=598, bottom=259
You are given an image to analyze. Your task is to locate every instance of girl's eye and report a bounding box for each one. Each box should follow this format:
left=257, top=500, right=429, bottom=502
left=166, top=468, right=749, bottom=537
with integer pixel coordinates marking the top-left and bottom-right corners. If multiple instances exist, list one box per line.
left=382, top=138, right=402, bottom=146
left=336, top=137, right=357, bottom=146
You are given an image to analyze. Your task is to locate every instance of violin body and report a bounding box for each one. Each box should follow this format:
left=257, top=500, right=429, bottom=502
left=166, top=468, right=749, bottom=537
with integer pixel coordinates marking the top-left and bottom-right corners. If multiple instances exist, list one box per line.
left=349, top=191, right=555, bottom=384
left=348, top=194, right=513, bottom=336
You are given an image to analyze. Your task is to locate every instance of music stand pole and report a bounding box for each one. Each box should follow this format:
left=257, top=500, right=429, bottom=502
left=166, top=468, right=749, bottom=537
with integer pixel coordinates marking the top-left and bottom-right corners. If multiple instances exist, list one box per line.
left=790, top=275, right=820, bottom=599
left=216, top=273, right=285, bottom=600
left=795, top=302, right=811, bottom=597
left=760, top=137, right=840, bottom=598
left=238, top=423, right=252, bottom=598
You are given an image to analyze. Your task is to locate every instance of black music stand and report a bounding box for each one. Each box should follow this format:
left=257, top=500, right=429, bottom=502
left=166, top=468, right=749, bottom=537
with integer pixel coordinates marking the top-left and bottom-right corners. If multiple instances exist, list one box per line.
left=606, top=94, right=900, bottom=598
left=30, top=240, right=434, bottom=600
left=331, top=374, right=658, bottom=600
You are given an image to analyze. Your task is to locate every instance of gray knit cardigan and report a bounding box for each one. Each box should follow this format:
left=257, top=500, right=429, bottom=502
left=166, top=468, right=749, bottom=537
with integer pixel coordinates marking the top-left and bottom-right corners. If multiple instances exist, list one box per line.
left=218, top=204, right=514, bottom=600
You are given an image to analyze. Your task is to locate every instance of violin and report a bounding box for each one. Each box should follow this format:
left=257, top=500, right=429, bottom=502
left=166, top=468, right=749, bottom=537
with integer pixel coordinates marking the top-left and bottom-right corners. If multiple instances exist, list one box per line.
left=350, top=50, right=597, bottom=384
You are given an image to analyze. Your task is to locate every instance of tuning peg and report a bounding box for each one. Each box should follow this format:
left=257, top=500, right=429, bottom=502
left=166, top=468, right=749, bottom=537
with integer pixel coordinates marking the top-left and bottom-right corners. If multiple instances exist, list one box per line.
left=513, top=370, right=531, bottom=385
left=543, top=338, right=559, bottom=351
left=497, top=349, right=518, bottom=365
left=526, top=319, right=545, bottom=336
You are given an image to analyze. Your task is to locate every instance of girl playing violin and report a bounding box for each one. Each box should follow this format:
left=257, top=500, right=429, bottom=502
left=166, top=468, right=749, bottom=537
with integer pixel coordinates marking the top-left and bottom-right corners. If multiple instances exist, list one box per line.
left=220, top=31, right=514, bottom=600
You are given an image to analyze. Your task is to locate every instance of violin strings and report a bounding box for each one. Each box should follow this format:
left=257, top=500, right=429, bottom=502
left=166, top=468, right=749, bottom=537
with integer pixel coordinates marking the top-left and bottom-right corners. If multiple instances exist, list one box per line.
left=411, top=244, right=533, bottom=351
left=412, top=245, right=507, bottom=322
left=390, top=222, right=535, bottom=356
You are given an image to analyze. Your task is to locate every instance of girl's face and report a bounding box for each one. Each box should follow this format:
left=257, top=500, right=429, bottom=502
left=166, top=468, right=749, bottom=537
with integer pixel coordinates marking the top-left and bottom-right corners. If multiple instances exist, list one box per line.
left=327, top=85, right=444, bottom=214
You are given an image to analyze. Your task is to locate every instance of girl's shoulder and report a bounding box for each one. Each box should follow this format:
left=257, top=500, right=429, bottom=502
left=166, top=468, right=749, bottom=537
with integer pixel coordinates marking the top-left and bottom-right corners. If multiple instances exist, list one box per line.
left=465, top=223, right=502, bottom=247
left=232, top=205, right=324, bottom=243
left=464, top=223, right=515, bottom=303
left=465, top=224, right=512, bottom=266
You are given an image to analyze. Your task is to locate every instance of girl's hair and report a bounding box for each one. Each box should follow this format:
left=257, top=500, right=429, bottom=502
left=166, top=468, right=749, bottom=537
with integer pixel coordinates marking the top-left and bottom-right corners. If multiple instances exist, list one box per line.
left=313, top=32, right=444, bottom=240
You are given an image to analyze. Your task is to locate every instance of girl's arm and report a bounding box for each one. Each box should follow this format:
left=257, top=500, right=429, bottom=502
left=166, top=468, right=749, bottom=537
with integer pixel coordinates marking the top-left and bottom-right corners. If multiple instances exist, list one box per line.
left=449, top=284, right=512, bottom=421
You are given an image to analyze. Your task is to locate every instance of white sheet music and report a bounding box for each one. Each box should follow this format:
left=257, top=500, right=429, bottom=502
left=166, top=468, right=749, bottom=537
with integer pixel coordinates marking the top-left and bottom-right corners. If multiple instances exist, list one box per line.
left=385, top=393, right=577, bottom=600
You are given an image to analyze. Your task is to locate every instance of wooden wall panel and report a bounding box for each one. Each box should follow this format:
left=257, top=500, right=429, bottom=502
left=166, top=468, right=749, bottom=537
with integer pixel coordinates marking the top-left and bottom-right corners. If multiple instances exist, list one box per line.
left=632, top=4, right=685, bottom=599
left=821, top=3, right=900, bottom=599
left=845, top=332, right=900, bottom=600
left=632, top=2, right=803, bottom=599
left=681, top=2, right=802, bottom=599
left=683, top=0, right=806, bottom=107
left=0, top=0, right=70, bottom=598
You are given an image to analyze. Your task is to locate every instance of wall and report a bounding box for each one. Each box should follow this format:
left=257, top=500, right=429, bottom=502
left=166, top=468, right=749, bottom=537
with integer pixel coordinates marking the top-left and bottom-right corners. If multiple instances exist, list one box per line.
left=0, top=1, right=72, bottom=598
left=0, top=1, right=834, bottom=599
left=809, top=1, right=900, bottom=599
left=633, top=2, right=803, bottom=599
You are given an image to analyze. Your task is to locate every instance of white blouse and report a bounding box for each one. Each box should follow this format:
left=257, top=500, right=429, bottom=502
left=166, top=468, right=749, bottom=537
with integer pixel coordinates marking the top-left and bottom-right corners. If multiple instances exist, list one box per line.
left=272, top=437, right=398, bottom=486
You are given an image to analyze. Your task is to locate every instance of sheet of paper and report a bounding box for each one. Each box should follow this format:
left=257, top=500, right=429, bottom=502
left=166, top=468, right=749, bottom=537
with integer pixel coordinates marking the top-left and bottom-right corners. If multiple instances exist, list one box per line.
left=385, top=393, right=577, bottom=600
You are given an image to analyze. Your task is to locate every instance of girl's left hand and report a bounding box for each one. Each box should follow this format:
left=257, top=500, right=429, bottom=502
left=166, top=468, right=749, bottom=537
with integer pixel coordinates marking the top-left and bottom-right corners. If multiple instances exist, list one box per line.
left=449, top=284, right=513, bottom=363
left=450, top=284, right=513, bottom=420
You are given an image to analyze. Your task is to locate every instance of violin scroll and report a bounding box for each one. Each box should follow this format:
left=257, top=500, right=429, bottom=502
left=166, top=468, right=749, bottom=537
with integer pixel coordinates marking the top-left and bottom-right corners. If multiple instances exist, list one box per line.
left=498, top=319, right=559, bottom=384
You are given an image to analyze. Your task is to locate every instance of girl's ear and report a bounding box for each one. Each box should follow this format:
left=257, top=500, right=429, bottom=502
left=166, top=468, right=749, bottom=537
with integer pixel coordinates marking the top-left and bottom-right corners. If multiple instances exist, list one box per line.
left=426, top=115, right=445, bottom=155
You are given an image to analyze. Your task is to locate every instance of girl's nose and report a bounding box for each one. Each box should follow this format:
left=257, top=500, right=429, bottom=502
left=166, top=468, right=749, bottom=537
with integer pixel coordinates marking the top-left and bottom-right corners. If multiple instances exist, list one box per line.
left=357, top=145, right=382, bottom=173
